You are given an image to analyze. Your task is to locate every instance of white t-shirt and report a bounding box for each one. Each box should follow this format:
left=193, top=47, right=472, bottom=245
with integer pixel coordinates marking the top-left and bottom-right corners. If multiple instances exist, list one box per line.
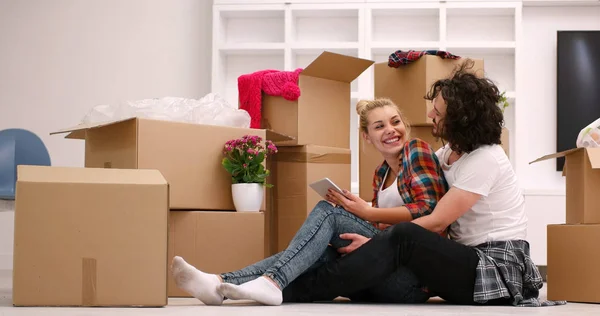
left=436, top=144, right=528, bottom=246
left=377, top=169, right=405, bottom=209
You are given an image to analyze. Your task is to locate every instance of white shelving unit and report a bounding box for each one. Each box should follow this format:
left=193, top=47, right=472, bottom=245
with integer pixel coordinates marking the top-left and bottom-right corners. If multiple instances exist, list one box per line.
left=213, top=1, right=522, bottom=194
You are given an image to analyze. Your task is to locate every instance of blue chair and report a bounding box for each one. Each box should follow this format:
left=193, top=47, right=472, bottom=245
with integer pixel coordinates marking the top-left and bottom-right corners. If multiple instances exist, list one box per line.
left=0, top=129, right=51, bottom=200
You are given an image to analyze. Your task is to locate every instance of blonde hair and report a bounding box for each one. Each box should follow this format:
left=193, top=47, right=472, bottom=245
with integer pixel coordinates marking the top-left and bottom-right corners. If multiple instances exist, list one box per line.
left=356, top=98, right=411, bottom=137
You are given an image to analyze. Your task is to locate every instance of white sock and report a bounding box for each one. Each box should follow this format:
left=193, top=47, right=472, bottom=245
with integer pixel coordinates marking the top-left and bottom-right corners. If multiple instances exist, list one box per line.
left=171, top=256, right=223, bottom=306
left=218, top=276, right=282, bottom=306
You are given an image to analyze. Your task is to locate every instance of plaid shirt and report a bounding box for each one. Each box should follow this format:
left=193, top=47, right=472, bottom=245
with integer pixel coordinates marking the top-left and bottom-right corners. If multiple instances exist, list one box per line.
left=371, top=139, right=448, bottom=219
left=473, top=240, right=567, bottom=307
left=388, top=49, right=460, bottom=68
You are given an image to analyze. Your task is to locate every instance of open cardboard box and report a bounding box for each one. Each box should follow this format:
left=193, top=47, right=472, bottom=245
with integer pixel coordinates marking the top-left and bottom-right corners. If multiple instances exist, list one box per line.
left=51, top=118, right=293, bottom=210
left=530, top=147, right=600, bottom=224
left=262, top=51, right=374, bottom=149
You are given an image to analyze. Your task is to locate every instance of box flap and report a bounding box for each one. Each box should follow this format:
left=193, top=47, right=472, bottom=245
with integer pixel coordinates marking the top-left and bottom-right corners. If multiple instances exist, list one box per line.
left=587, top=148, right=600, bottom=169
left=266, top=130, right=295, bottom=143
left=528, top=148, right=584, bottom=164
left=17, top=165, right=167, bottom=185
left=301, top=51, right=374, bottom=83
left=50, top=118, right=137, bottom=139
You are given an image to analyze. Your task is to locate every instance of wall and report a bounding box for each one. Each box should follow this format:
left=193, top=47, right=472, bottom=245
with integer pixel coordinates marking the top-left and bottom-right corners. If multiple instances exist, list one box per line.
left=518, top=6, right=600, bottom=265
left=0, top=0, right=213, bottom=270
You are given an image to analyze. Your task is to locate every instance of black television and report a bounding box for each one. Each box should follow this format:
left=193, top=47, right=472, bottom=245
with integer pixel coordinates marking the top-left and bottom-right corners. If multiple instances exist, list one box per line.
left=556, top=30, right=600, bottom=171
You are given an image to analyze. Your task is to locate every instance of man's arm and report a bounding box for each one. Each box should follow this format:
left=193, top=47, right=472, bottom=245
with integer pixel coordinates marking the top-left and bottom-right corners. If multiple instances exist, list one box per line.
left=411, top=187, right=480, bottom=233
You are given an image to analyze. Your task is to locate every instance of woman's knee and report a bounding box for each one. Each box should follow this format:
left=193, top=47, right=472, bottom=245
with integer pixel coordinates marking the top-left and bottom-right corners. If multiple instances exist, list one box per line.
left=310, top=200, right=335, bottom=217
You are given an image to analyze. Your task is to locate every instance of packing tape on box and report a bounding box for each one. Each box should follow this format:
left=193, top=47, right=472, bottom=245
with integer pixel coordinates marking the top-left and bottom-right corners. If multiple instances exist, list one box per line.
left=275, top=152, right=351, bottom=164
left=82, top=258, right=97, bottom=306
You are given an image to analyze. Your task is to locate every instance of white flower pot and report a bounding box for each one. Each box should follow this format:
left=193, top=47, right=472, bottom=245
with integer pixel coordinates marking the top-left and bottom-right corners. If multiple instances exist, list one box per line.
left=231, top=183, right=264, bottom=212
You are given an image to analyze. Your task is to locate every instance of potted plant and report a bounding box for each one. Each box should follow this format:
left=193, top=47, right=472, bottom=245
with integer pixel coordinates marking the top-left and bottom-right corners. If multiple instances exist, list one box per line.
left=498, top=91, right=510, bottom=113
left=222, top=135, right=277, bottom=212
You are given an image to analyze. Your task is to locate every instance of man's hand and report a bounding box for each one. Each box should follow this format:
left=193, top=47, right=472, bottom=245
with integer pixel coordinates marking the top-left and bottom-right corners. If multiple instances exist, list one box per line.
left=337, top=233, right=371, bottom=254
left=326, top=189, right=372, bottom=221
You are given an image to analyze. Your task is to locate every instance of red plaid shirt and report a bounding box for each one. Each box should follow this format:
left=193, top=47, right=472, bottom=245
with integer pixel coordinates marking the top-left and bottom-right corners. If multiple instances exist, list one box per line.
left=371, top=139, right=449, bottom=233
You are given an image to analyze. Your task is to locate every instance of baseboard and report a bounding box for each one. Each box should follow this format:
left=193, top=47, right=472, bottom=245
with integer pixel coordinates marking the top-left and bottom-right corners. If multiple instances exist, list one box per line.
left=0, top=254, right=12, bottom=271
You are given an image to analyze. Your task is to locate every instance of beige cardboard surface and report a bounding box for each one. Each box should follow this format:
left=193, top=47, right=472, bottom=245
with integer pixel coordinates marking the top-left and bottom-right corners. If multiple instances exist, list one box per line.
left=167, top=211, right=265, bottom=297
left=12, top=166, right=169, bottom=307
left=547, top=224, right=600, bottom=303
left=358, top=127, right=510, bottom=202
left=375, top=56, right=484, bottom=126
left=262, top=51, right=374, bottom=148
left=52, top=117, right=288, bottom=210
left=271, top=145, right=351, bottom=252
left=530, top=147, right=600, bottom=224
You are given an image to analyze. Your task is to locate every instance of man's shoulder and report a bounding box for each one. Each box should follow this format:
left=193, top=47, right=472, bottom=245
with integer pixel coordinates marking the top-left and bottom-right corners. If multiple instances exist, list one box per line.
left=461, top=145, right=504, bottom=167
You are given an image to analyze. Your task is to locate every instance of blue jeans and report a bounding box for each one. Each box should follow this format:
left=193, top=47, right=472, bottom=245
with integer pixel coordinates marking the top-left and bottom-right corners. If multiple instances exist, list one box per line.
left=220, top=200, right=430, bottom=303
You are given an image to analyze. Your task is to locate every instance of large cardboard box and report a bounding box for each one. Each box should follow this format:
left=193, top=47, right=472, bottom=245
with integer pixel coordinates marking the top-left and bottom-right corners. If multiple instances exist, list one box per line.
left=547, top=224, right=600, bottom=303
left=12, top=166, right=169, bottom=307
left=271, top=145, right=351, bottom=252
left=530, top=147, right=600, bottom=224
left=167, top=211, right=266, bottom=297
left=358, top=127, right=510, bottom=202
left=358, top=126, right=444, bottom=202
left=262, top=51, right=374, bottom=149
left=51, top=118, right=291, bottom=210
left=374, top=56, right=484, bottom=126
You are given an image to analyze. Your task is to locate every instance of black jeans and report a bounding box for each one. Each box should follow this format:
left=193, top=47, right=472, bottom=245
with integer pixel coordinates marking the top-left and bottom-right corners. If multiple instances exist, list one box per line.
left=282, top=222, right=484, bottom=305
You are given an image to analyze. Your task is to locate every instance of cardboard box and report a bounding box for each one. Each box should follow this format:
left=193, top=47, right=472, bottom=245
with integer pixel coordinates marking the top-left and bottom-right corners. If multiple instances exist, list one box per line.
left=12, top=166, right=169, bottom=307
left=547, top=224, right=600, bottom=303
left=271, top=145, right=351, bottom=252
left=167, top=211, right=266, bottom=297
left=374, top=56, right=484, bottom=126
left=51, top=118, right=292, bottom=210
left=530, top=148, right=600, bottom=224
left=262, top=51, right=374, bottom=149
left=358, top=126, right=444, bottom=202
left=358, top=127, right=510, bottom=202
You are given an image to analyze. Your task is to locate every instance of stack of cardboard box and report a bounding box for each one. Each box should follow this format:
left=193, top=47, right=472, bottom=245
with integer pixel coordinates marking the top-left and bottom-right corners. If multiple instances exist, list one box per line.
left=359, top=55, right=509, bottom=201
left=531, top=148, right=600, bottom=303
left=12, top=119, right=290, bottom=305
left=260, top=52, right=373, bottom=253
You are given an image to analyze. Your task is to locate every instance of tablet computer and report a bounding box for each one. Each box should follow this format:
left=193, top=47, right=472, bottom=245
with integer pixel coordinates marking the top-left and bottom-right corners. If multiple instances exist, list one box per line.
left=309, top=177, right=346, bottom=200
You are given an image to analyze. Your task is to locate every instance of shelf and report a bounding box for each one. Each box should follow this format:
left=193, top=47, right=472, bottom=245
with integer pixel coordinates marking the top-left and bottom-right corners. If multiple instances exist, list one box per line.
left=292, top=8, right=359, bottom=43
left=450, top=48, right=516, bottom=93
left=219, top=43, right=285, bottom=56
left=446, top=42, right=516, bottom=55
left=290, top=42, right=360, bottom=50
left=446, top=7, right=516, bottom=42
left=219, top=9, right=285, bottom=44
left=371, top=8, right=440, bottom=42
left=222, top=54, right=285, bottom=109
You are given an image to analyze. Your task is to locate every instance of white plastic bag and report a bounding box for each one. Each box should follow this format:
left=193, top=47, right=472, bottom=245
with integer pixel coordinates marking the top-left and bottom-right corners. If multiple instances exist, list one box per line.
left=576, top=117, right=600, bottom=148
left=80, top=93, right=251, bottom=128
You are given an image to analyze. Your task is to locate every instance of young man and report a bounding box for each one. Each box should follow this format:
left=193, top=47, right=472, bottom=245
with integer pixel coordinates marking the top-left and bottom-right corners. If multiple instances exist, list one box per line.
left=279, top=60, right=566, bottom=307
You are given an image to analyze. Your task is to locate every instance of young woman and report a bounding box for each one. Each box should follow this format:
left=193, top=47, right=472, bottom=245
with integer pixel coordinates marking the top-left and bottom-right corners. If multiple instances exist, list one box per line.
left=276, top=61, right=567, bottom=307
left=171, top=98, right=448, bottom=306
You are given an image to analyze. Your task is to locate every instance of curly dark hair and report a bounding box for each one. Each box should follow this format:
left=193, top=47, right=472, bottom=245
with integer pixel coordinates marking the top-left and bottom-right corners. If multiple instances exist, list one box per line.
left=424, top=59, right=504, bottom=154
